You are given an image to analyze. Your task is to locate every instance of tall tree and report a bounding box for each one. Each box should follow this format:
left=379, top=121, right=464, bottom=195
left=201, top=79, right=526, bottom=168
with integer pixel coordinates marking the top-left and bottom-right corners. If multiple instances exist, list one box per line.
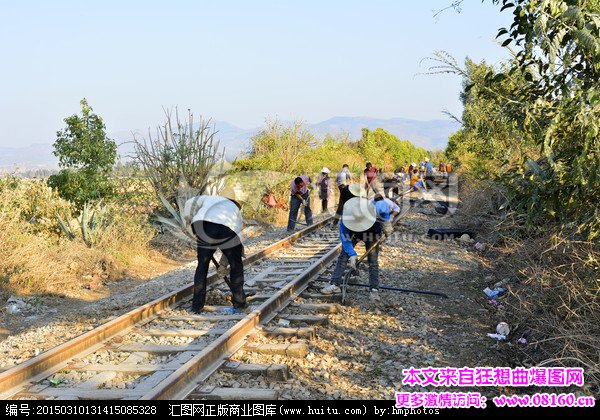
left=48, top=99, right=117, bottom=207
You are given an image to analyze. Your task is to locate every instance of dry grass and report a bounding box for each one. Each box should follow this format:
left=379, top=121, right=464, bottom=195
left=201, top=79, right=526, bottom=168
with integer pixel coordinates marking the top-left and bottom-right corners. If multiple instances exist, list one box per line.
left=500, top=234, right=600, bottom=395
left=0, top=177, right=160, bottom=299
left=459, top=174, right=600, bottom=396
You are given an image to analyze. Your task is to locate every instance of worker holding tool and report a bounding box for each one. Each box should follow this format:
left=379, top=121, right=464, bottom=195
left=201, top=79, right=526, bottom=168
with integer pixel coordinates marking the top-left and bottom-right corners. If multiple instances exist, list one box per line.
left=399, top=169, right=427, bottom=196
left=287, top=174, right=313, bottom=231
left=320, top=196, right=393, bottom=301
left=184, top=194, right=246, bottom=314
left=371, top=193, right=400, bottom=236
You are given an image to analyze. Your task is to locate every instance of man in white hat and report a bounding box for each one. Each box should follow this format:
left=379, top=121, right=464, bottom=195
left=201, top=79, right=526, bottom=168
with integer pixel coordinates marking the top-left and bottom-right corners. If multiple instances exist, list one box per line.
left=321, top=196, right=392, bottom=301
left=184, top=194, right=246, bottom=313
left=316, top=167, right=331, bottom=213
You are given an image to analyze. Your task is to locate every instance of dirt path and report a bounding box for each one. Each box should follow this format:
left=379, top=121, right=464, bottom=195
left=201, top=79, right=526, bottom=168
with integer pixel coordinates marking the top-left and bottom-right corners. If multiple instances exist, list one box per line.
left=210, top=208, right=504, bottom=399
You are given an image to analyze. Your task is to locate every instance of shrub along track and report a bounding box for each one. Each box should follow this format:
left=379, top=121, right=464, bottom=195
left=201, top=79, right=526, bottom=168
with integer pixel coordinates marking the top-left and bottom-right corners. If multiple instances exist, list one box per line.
left=0, top=218, right=342, bottom=400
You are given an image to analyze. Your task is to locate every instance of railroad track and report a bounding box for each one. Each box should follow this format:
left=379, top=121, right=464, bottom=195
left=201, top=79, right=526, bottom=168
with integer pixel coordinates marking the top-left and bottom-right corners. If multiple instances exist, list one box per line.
left=0, top=218, right=342, bottom=400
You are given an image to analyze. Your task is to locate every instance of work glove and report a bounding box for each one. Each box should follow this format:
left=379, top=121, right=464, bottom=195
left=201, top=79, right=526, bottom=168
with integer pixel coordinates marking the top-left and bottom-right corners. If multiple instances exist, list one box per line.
left=301, top=199, right=307, bottom=207
left=348, top=255, right=357, bottom=270
left=382, top=221, right=393, bottom=236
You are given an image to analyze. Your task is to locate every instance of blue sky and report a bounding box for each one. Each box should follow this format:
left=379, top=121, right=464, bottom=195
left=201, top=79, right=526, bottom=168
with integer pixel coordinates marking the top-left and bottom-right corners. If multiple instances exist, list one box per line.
left=0, top=1, right=512, bottom=148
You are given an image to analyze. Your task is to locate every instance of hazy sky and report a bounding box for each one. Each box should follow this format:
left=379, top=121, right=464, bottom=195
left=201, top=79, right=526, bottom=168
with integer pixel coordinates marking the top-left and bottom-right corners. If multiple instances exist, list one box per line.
left=0, top=1, right=512, bottom=148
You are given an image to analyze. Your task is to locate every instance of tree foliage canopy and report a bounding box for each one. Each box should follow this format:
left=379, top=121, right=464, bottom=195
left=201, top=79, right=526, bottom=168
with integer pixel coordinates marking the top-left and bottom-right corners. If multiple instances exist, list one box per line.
left=232, top=121, right=430, bottom=176
left=47, top=99, right=117, bottom=207
left=52, top=98, right=117, bottom=173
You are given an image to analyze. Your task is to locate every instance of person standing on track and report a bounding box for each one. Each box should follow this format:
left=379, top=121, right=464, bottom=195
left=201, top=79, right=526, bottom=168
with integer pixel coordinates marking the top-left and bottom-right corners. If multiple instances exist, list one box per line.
left=320, top=196, right=393, bottom=301
left=336, top=164, right=352, bottom=192
left=287, top=174, right=313, bottom=231
left=184, top=194, right=247, bottom=314
left=316, top=167, right=332, bottom=213
left=364, top=162, right=380, bottom=193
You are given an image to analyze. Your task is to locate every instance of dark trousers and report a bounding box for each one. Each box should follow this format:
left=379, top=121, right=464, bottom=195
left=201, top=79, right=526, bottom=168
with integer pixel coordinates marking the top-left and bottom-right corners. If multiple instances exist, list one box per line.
left=333, top=185, right=349, bottom=225
left=331, top=237, right=380, bottom=289
left=287, top=192, right=313, bottom=231
left=321, top=199, right=328, bottom=212
left=191, top=221, right=246, bottom=311
left=425, top=175, right=435, bottom=189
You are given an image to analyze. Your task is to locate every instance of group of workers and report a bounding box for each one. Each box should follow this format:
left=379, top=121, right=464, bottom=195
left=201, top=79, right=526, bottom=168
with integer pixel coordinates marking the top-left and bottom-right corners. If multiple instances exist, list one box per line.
left=183, top=159, right=447, bottom=312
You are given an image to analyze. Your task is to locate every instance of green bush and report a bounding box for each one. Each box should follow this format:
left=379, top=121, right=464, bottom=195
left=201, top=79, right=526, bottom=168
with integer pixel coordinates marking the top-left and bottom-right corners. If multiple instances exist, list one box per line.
left=47, top=99, right=117, bottom=208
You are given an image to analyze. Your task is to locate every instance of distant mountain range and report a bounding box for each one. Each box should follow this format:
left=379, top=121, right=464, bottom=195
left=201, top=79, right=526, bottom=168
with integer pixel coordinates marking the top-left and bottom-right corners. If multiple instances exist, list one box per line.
left=0, top=116, right=459, bottom=171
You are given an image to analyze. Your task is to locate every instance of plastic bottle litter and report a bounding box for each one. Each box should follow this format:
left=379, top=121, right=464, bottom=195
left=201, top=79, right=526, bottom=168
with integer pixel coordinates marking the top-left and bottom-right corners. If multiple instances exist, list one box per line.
left=496, top=322, right=510, bottom=336
left=483, top=287, right=506, bottom=299
left=487, top=333, right=507, bottom=340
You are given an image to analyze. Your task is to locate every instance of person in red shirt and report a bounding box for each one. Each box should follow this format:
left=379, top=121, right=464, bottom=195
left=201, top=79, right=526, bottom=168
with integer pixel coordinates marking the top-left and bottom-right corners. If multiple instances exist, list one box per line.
left=287, top=174, right=313, bottom=231
left=364, top=162, right=380, bottom=193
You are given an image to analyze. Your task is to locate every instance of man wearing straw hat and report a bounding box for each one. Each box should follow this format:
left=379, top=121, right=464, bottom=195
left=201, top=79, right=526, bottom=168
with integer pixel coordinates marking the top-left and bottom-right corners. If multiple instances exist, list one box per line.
left=321, top=196, right=391, bottom=301
left=184, top=193, right=247, bottom=314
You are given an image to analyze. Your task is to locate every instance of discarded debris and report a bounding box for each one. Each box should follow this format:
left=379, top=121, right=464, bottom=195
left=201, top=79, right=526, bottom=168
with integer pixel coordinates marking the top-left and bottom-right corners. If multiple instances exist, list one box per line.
left=496, top=322, right=510, bottom=336
left=5, top=297, right=26, bottom=314
left=517, top=337, right=528, bottom=345
left=483, top=287, right=505, bottom=299
left=48, top=378, right=64, bottom=386
left=222, top=307, right=243, bottom=315
left=427, top=228, right=474, bottom=240
left=474, top=242, right=486, bottom=251
left=487, top=333, right=507, bottom=341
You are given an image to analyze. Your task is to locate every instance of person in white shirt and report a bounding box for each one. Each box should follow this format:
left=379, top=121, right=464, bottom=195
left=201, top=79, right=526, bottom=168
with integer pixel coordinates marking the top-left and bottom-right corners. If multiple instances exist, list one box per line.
left=336, top=164, right=352, bottom=190
left=184, top=195, right=246, bottom=313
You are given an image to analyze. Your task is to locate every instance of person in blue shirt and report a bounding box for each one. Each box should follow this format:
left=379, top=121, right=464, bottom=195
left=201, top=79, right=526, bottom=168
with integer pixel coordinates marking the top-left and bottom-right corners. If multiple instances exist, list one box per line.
left=424, top=157, right=435, bottom=188
left=371, top=193, right=400, bottom=234
left=320, top=196, right=396, bottom=301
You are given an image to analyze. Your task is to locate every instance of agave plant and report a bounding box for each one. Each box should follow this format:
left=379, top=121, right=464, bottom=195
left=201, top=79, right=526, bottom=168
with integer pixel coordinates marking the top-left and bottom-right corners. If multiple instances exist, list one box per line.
left=57, top=202, right=107, bottom=247
left=57, top=210, right=76, bottom=240
left=155, top=190, right=197, bottom=242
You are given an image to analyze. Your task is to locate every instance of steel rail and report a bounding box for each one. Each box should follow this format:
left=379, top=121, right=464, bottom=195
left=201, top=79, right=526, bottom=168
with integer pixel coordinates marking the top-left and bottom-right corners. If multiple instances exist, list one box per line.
left=141, top=242, right=341, bottom=400
left=0, top=217, right=332, bottom=398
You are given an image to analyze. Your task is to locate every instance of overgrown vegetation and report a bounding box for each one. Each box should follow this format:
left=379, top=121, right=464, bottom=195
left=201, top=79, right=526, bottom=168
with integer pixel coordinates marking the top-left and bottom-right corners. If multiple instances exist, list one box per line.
left=0, top=176, right=156, bottom=298
left=233, top=119, right=429, bottom=176
left=437, top=0, right=600, bottom=394
left=229, top=119, right=431, bottom=225
left=132, top=108, right=224, bottom=207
